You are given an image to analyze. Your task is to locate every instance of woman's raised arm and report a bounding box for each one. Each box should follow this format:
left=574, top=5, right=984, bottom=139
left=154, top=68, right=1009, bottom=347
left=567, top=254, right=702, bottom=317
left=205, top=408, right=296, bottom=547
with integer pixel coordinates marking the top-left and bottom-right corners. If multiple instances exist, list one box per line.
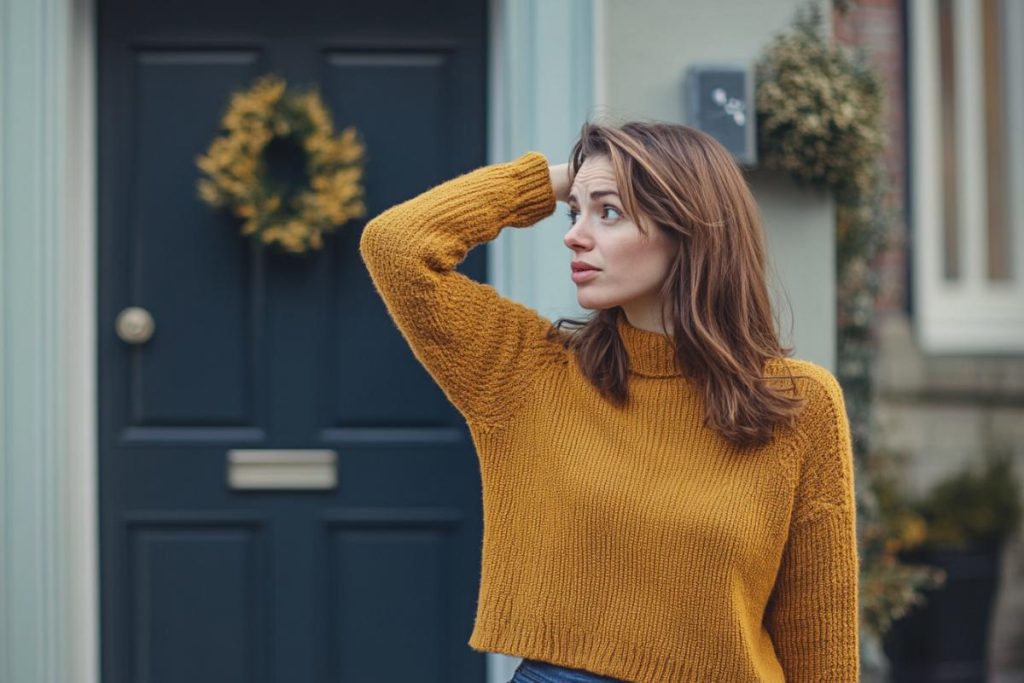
left=359, top=151, right=561, bottom=429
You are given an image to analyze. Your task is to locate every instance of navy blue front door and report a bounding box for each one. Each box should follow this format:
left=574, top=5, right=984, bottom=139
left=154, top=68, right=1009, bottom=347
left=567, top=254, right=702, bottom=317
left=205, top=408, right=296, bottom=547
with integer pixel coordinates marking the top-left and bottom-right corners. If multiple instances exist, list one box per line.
left=98, top=2, right=490, bottom=681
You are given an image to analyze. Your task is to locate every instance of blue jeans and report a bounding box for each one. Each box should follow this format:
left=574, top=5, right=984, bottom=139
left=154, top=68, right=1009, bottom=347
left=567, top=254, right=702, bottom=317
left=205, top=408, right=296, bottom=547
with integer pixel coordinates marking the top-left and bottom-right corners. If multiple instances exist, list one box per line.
left=509, top=658, right=627, bottom=682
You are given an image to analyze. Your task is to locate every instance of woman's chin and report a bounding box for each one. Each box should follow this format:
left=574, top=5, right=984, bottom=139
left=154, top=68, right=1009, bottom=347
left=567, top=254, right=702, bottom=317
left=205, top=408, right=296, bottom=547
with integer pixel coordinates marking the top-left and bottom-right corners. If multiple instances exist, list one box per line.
left=576, top=295, right=613, bottom=311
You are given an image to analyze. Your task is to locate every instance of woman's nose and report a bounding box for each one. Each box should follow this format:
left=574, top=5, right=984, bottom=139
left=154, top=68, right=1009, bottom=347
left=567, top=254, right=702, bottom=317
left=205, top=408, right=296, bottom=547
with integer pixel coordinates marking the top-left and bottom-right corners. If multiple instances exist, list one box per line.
left=563, top=220, right=591, bottom=251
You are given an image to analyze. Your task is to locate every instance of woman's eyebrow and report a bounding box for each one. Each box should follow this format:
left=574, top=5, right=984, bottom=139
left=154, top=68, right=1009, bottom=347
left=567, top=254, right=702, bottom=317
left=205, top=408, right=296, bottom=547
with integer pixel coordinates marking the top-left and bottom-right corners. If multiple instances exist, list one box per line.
left=568, top=190, right=620, bottom=203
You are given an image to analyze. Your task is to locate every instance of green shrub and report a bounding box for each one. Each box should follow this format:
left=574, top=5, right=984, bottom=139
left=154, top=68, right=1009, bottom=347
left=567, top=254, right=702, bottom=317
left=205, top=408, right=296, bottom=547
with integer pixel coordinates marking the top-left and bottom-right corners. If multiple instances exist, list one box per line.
left=915, top=448, right=1023, bottom=549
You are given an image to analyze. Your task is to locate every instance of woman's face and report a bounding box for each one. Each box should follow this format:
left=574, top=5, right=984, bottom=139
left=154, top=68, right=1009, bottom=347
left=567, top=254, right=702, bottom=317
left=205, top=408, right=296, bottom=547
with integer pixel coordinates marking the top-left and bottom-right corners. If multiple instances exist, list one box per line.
left=564, top=155, right=676, bottom=316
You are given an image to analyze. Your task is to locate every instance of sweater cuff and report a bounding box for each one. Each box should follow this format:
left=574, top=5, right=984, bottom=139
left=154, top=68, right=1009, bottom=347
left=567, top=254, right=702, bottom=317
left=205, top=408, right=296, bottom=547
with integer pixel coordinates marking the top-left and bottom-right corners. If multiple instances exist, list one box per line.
left=505, top=151, right=557, bottom=228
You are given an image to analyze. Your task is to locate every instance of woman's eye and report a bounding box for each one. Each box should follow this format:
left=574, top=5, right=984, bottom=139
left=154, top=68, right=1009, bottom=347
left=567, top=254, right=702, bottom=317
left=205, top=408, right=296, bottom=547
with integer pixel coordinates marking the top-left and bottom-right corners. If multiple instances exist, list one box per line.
left=565, top=206, right=621, bottom=225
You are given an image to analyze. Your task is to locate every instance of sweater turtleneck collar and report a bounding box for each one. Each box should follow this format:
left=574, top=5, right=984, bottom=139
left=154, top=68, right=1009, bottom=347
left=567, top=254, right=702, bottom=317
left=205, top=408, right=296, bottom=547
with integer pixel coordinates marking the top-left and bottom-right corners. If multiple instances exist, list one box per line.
left=615, top=315, right=683, bottom=378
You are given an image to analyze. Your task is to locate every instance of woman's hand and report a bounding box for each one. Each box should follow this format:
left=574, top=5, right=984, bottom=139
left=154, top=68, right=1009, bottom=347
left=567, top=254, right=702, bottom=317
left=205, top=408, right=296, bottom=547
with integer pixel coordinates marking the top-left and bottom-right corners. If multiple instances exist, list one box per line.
left=548, top=163, right=571, bottom=203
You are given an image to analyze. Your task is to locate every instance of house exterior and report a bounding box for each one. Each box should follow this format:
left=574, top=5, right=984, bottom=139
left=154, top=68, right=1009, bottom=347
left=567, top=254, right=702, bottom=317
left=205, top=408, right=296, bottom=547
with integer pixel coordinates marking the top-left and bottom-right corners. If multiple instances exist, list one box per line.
left=16, top=0, right=1014, bottom=681
left=834, top=1, right=1024, bottom=680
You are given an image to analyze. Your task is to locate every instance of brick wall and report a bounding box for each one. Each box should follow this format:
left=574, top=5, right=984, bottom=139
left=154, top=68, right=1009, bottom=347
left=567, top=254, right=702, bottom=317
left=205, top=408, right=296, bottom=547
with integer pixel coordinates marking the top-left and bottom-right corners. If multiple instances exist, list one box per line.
left=833, top=0, right=910, bottom=320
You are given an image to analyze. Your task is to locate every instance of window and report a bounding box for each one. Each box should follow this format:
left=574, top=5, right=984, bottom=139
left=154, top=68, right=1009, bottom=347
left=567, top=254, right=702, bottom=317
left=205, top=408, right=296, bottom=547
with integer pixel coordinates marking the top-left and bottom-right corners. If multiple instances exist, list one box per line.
left=909, top=0, right=1024, bottom=352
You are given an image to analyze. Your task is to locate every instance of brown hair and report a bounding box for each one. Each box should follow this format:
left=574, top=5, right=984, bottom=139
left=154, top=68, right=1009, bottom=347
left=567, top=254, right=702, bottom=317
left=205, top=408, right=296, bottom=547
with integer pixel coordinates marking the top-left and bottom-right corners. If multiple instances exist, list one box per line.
left=548, top=119, right=809, bottom=449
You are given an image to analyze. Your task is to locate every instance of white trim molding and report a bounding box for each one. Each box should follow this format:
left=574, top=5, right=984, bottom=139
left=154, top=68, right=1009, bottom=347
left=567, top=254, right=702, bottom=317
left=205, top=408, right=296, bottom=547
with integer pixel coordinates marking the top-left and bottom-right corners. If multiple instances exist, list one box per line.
left=909, top=0, right=1024, bottom=352
left=1, top=0, right=99, bottom=681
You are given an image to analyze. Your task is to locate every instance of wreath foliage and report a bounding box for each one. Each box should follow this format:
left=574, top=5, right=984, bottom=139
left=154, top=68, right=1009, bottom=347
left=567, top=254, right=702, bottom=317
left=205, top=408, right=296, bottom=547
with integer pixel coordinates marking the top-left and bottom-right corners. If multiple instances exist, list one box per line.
left=754, top=3, right=884, bottom=205
left=195, top=73, right=367, bottom=253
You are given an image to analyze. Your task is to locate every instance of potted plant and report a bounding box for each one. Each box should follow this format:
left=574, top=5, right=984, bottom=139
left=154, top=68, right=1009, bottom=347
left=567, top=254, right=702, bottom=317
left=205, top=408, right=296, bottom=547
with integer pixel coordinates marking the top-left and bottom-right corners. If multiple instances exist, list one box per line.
left=859, top=450, right=947, bottom=626
left=883, top=446, right=1023, bottom=682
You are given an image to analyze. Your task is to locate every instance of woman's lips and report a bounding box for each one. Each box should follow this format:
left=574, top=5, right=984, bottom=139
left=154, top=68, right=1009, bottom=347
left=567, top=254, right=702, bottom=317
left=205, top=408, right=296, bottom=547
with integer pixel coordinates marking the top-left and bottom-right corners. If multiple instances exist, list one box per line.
left=571, top=268, right=600, bottom=283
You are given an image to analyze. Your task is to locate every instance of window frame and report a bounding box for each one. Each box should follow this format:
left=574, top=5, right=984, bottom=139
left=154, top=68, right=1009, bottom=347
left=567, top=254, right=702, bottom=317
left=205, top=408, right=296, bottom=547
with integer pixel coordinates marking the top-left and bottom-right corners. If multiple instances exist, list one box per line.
left=908, top=0, right=1024, bottom=352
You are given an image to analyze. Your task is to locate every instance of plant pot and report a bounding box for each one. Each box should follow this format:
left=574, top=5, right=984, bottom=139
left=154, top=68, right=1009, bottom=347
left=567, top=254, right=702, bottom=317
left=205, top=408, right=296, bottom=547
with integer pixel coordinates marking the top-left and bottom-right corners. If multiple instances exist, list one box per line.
left=882, top=541, right=1002, bottom=682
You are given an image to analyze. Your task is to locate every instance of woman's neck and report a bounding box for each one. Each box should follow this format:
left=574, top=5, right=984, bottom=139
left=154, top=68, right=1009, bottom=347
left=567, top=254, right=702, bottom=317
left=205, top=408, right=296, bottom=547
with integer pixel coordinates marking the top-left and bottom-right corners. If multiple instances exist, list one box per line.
left=620, top=302, right=672, bottom=337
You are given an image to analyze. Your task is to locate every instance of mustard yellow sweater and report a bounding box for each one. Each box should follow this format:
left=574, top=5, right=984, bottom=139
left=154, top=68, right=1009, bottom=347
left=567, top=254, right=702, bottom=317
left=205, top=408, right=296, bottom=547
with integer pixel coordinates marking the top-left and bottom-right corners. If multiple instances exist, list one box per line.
left=359, top=151, right=860, bottom=682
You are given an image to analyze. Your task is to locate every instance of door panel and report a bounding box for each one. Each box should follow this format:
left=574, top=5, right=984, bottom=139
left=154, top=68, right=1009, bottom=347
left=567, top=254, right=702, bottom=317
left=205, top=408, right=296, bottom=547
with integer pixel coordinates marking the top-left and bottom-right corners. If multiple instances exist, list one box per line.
left=126, top=517, right=270, bottom=683
left=98, top=2, right=489, bottom=681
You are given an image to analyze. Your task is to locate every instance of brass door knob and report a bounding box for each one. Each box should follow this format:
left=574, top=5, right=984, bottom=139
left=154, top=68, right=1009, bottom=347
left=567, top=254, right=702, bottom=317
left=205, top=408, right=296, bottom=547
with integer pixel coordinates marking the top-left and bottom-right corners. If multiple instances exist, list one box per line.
left=115, top=306, right=155, bottom=344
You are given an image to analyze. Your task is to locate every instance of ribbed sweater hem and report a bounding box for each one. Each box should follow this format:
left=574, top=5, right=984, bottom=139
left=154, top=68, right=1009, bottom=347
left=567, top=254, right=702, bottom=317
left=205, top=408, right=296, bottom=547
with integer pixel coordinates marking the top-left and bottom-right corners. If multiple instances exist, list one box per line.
left=468, top=615, right=779, bottom=683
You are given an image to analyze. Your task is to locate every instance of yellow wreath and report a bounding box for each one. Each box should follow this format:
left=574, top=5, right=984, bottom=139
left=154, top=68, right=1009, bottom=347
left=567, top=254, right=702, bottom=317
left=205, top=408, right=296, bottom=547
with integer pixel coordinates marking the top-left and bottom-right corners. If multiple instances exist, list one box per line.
left=195, top=73, right=367, bottom=254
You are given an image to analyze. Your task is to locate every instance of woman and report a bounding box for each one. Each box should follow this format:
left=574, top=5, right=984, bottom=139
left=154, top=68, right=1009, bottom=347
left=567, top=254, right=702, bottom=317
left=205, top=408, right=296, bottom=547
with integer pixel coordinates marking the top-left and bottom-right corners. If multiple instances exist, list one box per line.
left=359, top=120, right=859, bottom=682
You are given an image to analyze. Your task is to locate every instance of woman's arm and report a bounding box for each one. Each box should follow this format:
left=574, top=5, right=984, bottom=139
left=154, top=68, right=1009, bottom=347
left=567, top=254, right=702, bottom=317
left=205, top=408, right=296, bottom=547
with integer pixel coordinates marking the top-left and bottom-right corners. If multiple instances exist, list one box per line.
left=764, top=366, right=860, bottom=682
left=359, top=151, right=559, bottom=429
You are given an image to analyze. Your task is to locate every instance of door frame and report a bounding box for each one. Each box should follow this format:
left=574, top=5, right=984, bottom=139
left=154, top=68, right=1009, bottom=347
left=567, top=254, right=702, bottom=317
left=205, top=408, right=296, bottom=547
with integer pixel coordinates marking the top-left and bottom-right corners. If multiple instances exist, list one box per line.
left=0, top=0, right=599, bottom=680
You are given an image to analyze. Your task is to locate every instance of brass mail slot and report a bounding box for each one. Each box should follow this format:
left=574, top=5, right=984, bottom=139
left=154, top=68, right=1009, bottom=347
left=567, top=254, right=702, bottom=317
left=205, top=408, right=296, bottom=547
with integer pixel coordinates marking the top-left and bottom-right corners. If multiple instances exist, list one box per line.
left=227, top=449, right=337, bottom=490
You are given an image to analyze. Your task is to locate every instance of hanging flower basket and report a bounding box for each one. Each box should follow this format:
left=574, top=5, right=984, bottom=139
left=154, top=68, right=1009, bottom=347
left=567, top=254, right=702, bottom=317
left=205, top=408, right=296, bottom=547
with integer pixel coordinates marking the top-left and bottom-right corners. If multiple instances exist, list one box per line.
left=754, top=3, right=885, bottom=205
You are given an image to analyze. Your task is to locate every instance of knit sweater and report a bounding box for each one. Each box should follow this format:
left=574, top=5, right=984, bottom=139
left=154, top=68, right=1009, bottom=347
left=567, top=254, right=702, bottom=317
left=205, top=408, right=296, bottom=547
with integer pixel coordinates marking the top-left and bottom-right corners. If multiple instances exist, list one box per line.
left=359, top=151, right=860, bottom=682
